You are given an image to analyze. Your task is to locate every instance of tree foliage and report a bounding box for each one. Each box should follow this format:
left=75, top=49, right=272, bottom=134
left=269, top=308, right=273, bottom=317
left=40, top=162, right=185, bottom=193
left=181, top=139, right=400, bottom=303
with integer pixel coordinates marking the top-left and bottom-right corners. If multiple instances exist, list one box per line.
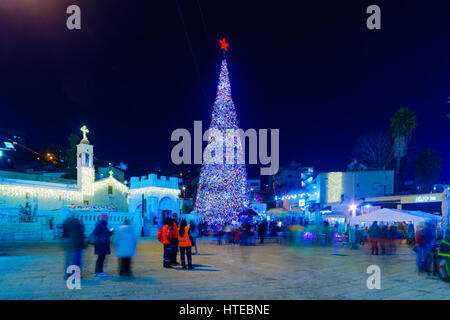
left=390, top=107, right=417, bottom=190
left=62, top=133, right=80, bottom=179
left=390, top=107, right=417, bottom=158
left=414, top=149, right=442, bottom=193
left=355, top=131, right=394, bottom=170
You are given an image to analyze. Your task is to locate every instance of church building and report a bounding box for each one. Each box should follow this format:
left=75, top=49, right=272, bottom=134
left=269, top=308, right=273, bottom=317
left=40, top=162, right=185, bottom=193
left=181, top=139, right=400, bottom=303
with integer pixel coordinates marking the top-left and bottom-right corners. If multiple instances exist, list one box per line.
left=0, top=126, right=181, bottom=238
left=0, top=126, right=128, bottom=212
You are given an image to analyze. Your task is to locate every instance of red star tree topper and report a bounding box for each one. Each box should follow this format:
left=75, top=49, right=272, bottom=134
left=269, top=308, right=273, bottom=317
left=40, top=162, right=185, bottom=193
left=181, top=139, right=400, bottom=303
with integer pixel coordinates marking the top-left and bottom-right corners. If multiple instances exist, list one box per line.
left=219, top=38, right=229, bottom=51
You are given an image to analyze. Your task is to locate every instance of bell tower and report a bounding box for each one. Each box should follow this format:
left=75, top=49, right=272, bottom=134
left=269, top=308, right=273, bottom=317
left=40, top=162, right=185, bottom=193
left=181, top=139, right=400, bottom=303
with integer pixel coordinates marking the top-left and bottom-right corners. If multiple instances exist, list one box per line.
left=77, top=125, right=95, bottom=199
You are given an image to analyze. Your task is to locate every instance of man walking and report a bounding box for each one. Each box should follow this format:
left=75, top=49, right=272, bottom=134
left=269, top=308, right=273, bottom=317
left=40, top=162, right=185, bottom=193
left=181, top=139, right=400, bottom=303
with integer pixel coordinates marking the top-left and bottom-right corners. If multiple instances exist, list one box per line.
left=62, top=215, right=85, bottom=279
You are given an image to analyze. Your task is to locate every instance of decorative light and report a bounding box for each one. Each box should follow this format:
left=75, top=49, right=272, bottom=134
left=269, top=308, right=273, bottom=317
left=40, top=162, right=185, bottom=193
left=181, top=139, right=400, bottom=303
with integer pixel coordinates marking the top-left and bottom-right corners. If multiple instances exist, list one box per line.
left=349, top=203, right=357, bottom=217
left=80, top=125, right=89, bottom=140
left=0, top=183, right=83, bottom=205
left=94, top=176, right=128, bottom=194
left=327, top=172, right=343, bottom=204
left=195, top=59, right=250, bottom=226
left=79, top=167, right=95, bottom=196
left=129, top=186, right=180, bottom=196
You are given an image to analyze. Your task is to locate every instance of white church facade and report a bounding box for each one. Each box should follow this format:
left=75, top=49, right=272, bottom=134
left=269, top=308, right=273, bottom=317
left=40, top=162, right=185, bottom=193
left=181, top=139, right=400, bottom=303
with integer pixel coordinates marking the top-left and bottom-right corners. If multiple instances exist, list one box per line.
left=0, top=126, right=181, bottom=239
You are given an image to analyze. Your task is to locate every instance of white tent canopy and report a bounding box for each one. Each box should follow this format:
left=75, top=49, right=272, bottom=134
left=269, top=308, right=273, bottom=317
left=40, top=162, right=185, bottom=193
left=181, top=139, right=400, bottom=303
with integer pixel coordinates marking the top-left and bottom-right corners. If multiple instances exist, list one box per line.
left=349, top=208, right=440, bottom=228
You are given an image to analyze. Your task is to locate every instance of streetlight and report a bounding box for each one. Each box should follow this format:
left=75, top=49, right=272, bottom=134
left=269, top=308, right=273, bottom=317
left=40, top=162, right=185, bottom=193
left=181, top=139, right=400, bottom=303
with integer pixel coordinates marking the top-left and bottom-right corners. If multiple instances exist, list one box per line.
left=182, top=186, right=186, bottom=198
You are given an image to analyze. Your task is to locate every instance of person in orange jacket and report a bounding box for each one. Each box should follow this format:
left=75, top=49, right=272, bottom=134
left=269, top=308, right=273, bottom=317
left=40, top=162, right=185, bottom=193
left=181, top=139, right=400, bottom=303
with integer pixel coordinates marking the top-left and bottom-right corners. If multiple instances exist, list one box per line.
left=157, top=218, right=173, bottom=268
left=171, top=213, right=180, bottom=265
left=178, top=219, right=194, bottom=269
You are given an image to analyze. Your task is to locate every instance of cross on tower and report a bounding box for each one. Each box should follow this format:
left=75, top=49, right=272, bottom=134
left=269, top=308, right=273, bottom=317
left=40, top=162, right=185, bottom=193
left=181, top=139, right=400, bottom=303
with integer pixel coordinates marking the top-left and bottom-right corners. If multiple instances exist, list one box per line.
left=80, top=125, right=89, bottom=140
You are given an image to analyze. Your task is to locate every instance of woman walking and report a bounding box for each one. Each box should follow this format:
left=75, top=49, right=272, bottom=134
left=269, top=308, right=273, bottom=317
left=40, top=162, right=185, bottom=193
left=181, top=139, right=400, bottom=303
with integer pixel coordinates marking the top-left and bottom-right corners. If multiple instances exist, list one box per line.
left=94, top=213, right=113, bottom=277
left=178, top=219, right=194, bottom=269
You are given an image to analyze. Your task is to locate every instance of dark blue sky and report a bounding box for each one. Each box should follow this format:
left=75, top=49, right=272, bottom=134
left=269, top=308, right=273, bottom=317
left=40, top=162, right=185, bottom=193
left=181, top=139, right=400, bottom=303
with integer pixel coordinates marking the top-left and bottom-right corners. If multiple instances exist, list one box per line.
left=0, top=0, right=448, bottom=181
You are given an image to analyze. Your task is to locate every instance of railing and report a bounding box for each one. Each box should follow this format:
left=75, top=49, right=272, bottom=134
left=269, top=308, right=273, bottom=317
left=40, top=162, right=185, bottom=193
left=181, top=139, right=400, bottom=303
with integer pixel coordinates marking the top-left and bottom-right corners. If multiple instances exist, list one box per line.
left=0, top=207, right=141, bottom=237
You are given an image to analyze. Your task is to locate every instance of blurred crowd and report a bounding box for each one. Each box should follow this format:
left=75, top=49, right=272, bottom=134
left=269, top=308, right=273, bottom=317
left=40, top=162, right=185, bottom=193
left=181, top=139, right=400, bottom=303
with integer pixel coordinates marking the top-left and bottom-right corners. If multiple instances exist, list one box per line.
left=60, top=211, right=447, bottom=281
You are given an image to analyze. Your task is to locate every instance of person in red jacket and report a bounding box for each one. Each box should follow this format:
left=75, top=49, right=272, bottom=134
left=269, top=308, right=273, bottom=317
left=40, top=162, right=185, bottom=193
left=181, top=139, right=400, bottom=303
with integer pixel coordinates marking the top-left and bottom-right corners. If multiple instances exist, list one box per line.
left=178, top=219, right=194, bottom=269
left=157, top=218, right=173, bottom=268
left=415, top=223, right=424, bottom=273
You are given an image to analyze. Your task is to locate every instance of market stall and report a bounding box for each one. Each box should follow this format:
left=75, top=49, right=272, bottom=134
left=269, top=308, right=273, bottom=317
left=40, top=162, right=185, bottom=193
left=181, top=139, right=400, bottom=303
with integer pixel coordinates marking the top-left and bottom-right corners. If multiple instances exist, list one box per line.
left=349, top=208, right=440, bottom=228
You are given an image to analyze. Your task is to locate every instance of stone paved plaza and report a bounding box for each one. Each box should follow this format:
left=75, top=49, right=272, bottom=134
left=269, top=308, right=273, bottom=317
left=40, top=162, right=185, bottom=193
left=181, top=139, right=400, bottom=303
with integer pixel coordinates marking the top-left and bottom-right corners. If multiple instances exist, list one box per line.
left=0, top=238, right=448, bottom=300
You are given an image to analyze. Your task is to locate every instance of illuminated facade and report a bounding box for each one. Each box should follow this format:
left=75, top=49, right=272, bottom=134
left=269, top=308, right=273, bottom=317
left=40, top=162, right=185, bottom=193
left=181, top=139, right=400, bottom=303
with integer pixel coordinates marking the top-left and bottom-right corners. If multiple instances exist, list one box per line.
left=0, top=126, right=184, bottom=239
left=0, top=126, right=129, bottom=212
left=128, top=174, right=181, bottom=233
left=77, top=135, right=95, bottom=198
left=310, top=170, right=394, bottom=209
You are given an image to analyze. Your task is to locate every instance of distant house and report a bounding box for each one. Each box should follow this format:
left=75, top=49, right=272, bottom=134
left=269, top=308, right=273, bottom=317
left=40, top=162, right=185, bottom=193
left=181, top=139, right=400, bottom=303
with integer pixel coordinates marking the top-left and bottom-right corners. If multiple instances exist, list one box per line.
left=308, top=170, right=394, bottom=209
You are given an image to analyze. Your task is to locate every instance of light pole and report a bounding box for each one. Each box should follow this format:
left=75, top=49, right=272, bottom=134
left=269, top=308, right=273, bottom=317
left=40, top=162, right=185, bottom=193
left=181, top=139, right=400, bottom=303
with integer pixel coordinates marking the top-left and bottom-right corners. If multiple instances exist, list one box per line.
left=349, top=204, right=357, bottom=217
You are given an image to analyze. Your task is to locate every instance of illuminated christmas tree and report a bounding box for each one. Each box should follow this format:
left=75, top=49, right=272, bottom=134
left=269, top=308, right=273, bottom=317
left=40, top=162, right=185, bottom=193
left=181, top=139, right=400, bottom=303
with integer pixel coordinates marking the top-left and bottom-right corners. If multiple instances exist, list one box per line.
left=195, top=56, right=250, bottom=226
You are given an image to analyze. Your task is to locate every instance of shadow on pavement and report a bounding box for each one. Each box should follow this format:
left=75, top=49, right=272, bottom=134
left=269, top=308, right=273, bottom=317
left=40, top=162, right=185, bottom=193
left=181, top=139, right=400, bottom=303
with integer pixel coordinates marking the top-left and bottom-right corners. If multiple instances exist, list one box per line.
left=81, top=276, right=159, bottom=284
left=192, top=264, right=212, bottom=267
left=170, top=267, right=220, bottom=272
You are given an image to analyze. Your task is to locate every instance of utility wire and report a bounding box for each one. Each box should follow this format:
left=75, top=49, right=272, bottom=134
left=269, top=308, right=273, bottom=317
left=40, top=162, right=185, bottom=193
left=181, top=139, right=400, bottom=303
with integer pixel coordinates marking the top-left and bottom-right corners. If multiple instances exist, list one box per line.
left=196, top=0, right=213, bottom=58
left=175, top=0, right=208, bottom=107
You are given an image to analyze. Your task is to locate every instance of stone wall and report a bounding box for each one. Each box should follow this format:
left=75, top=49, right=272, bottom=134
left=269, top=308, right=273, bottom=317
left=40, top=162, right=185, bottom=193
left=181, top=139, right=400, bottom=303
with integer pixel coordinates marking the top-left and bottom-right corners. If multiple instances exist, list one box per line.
left=0, top=222, right=54, bottom=241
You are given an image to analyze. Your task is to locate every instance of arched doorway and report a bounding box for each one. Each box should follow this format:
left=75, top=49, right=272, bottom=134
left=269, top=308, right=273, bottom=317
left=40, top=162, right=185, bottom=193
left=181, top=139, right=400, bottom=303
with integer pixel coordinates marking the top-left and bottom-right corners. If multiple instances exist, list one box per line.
left=159, top=196, right=175, bottom=226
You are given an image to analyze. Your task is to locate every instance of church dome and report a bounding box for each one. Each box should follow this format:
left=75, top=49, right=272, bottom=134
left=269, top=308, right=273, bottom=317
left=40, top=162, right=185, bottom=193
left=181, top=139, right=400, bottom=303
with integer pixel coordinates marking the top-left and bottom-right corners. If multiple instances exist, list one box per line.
left=80, top=138, right=90, bottom=145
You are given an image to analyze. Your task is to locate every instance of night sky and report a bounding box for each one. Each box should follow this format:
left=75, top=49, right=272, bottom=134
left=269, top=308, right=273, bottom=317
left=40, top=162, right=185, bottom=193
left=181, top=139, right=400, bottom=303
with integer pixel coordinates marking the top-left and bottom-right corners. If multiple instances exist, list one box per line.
left=0, top=0, right=449, bottom=181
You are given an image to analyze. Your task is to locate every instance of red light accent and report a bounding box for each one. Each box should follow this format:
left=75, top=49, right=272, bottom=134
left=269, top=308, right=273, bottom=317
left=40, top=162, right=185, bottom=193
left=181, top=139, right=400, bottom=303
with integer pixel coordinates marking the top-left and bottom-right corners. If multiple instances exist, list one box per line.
left=219, top=38, right=229, bottom=51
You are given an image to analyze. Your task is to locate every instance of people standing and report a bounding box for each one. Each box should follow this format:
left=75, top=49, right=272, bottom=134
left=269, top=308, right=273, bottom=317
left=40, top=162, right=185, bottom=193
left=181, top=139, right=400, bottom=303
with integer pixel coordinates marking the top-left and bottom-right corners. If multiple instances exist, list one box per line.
left=369, top=221, right=380, bottom=255
left=113, top=219, right=137, bottom=277
left=350, top=225, right=359, bottom=249
left=407, top=222, right=415, bottom=244
left=234, top=225, right=240, bottom=245
left=49, top=217, right=55, bottom=239
left=415, top=222, right=424, bottom=273
left=189, top=220, right=199, bottom=254
left=422, top=220, right=436, bottom=275
left=157, top=218, right=173, bottom=268
left=224, top=223, right=232, bottom=244
left=93, top=213, right=114, bottom=277
left=258, top=220, right=267, bottom=244
left=62, top=215, right=85, bottom=279
left=388, top=225, right=397, bottom=254
left=379, top=224, right=388, bottom=255
left=178, top=219, right=194, bottom=269
left=171, top=213, right=180, bottom=265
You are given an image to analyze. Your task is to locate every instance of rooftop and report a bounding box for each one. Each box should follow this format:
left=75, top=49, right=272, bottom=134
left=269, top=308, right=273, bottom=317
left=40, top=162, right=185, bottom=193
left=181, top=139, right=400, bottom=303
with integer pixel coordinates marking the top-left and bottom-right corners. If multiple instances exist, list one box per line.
left=0, top=170, right=76, bottom=185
